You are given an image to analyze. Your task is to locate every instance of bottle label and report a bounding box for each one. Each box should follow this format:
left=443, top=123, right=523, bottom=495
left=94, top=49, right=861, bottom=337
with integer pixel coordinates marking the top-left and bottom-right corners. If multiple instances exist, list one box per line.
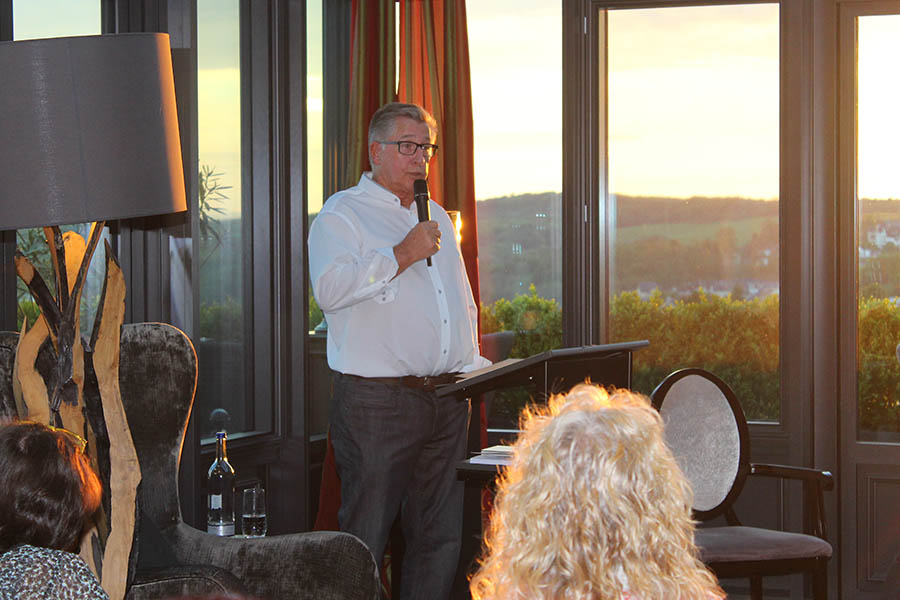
left=210, top=494, right=222, bottom=509
left=207, top=522, right=235, bottom=536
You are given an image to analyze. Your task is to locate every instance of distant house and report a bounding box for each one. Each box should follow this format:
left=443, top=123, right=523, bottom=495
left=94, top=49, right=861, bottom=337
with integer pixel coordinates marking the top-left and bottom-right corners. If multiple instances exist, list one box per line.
left=867, top=221, right=900, bottom=248
left=635, top=281, right=659, bottom=300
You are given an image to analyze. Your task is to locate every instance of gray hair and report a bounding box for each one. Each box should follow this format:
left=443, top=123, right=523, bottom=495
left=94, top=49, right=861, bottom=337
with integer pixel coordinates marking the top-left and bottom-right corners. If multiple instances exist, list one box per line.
left=368, top=102, right=437, bottom=147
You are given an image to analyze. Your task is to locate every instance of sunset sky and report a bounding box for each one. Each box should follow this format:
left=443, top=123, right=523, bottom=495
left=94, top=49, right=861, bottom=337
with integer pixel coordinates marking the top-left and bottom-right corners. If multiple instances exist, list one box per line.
left=858, top=15, right=900, bottom=201
left=13, top=1, right=899, bottom=216
left=606, top=4, right=779, bottom=200
left=12, top=0, right=98, bottom=38
left=308, top=2, right=782, bottom=210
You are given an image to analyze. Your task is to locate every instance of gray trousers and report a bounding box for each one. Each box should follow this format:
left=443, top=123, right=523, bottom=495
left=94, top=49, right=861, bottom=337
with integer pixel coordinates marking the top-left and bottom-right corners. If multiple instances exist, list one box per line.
left=329, top=372, right=470, bottom=600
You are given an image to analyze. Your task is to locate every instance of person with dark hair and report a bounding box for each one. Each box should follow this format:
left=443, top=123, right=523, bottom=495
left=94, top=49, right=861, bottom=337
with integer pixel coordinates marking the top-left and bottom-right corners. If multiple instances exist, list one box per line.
left=308, top=102, right=489, bottom=600
left=0, top=421, right=108, bottom=599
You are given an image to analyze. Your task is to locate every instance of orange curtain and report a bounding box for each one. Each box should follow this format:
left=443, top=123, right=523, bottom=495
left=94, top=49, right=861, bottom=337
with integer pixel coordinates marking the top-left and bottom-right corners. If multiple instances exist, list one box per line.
left=342, top=0, right=481, bottom=310
left=397, top=0, right=481, bottom=315
left=317, top=0, right=397, bottom=534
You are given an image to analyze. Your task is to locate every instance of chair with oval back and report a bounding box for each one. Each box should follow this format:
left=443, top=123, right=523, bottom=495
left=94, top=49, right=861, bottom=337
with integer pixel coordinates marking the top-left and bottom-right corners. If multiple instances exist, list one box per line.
left=652, top=368, right=834, bottom=600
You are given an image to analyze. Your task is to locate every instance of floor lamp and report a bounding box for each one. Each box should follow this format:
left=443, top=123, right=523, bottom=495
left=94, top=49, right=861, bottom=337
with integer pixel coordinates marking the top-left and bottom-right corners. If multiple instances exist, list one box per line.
left=0, top=33, right=187, bottom=600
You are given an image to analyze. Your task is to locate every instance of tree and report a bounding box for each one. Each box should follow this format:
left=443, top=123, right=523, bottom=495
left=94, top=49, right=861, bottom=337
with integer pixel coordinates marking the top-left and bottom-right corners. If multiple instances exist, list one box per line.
left=198, top=164, right=231, bottom=268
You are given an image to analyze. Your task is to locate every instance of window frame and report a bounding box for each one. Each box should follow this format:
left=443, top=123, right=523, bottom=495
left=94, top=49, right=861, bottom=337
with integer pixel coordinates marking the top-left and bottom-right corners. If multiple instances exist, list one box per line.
left=562, top=0, right=812, bottom=445
left=839, top=0, right=900, bottom=442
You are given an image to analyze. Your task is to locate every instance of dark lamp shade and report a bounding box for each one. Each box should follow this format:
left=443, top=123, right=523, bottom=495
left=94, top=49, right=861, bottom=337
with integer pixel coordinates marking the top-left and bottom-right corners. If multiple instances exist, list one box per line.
left=0, top=33, right=186, bottom=230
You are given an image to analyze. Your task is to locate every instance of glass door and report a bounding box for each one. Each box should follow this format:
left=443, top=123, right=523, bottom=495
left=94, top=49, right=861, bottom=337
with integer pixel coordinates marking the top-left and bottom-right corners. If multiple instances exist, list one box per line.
left=600, top=3, right=781, bottom=422
left=840, top=2, right=900, bottom=596
left=195, top=0, right=253, bottom=440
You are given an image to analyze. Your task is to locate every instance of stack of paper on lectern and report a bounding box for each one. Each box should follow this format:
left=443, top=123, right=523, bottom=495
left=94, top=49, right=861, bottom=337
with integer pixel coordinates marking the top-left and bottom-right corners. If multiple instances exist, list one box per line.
left=469, top=444, right=514, bottom=466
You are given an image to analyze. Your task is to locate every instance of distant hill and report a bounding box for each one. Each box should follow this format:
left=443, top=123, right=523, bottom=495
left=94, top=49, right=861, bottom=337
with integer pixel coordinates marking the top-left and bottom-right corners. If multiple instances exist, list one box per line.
left=474, top=192, right=779, bottom=303
left=210, top=195, right=900, bottom=308
left=612, top=194, right=777, bottom=227
left=475, top=192, right=563, bottom=304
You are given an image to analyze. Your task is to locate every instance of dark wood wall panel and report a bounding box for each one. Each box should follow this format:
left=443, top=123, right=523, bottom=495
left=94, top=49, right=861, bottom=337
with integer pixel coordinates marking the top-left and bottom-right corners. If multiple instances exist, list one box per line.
left=0, top=0, right=10, bottom=40
left=0, top=233, right=15, bottom=331
left=857, top=464, right=900, bottom=592
left=1, top=2, right=15, bottom=329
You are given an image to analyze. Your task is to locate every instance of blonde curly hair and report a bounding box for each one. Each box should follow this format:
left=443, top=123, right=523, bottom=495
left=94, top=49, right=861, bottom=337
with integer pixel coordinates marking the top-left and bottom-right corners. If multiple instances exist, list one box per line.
left=470, top=384, right=723, bottom=600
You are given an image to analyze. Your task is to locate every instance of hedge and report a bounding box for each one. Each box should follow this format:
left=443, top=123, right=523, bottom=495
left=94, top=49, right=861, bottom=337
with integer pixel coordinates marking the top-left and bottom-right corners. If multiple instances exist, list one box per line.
left=482, top=288, right=900, bottom=433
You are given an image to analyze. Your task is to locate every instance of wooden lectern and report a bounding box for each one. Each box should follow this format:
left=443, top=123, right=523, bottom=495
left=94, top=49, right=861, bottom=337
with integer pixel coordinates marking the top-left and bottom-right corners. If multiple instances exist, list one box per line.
left=438, top=340, right=650, bottom=453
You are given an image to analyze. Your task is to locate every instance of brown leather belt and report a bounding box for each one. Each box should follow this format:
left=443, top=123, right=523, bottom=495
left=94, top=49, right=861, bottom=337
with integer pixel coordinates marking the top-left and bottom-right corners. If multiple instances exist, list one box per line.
left=343, top=372, right=460, bottom=392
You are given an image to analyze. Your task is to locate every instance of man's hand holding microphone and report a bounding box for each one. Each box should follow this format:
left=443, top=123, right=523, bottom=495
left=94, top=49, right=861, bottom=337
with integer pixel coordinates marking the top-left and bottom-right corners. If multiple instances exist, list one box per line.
left=393, top=179, right=441, bottom=275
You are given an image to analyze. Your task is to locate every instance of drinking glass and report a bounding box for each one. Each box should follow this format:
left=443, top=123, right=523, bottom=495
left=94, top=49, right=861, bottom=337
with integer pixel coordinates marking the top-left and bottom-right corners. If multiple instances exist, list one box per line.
left=241, top=485, right=267, bottom=537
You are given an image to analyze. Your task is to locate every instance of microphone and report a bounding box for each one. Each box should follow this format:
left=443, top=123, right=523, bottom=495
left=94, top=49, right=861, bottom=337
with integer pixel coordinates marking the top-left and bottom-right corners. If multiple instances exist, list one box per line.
left=413, top=179, right=432, bottom=266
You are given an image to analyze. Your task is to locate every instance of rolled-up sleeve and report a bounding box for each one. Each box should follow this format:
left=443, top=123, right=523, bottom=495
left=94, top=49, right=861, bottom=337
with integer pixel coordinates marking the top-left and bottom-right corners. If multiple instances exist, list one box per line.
left=309, top=210, right=399, bottom=312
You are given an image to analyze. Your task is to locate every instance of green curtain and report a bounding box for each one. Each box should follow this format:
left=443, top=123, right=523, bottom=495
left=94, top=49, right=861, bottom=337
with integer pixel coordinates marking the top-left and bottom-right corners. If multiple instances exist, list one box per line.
left=343, top=0, right=396, bottom=189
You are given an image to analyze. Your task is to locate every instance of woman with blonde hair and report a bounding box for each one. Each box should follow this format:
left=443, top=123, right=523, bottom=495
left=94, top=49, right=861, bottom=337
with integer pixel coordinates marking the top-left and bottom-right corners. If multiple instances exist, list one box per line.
left=470, top=384, right=722, bottom=600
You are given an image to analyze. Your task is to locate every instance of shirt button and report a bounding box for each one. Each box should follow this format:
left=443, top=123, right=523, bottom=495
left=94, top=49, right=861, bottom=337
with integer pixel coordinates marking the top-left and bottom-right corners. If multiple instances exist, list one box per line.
left=443, top=349, right=448, bottom=354
left=443, top=319, right=447, bottom=324
left=438, top=289, right=443, bottom=294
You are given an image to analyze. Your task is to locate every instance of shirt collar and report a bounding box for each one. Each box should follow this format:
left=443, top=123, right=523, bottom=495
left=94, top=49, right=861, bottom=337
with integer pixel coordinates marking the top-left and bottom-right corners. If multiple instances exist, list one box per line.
left=358, top=172, right=404, bottom=208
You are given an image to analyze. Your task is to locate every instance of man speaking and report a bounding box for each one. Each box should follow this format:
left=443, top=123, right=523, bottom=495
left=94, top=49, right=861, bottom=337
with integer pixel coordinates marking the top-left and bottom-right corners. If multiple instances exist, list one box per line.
left=308, top=102, right=489, bottom=599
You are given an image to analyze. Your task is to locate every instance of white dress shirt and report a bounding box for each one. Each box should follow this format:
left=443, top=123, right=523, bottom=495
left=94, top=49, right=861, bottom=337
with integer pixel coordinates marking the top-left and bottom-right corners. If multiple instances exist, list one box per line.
left=308, top=173, right=491, bottom=377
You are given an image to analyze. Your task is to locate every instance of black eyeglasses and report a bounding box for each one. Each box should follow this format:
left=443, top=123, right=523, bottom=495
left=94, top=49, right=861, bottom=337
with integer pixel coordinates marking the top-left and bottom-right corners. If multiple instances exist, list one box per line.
left=377, top=140, right=439, bottom=159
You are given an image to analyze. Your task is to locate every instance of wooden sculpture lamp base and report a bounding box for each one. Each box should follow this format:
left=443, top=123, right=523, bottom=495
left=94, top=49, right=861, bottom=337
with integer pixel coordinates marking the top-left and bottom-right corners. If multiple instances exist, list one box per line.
left=12, top=223, right=140, bottom=600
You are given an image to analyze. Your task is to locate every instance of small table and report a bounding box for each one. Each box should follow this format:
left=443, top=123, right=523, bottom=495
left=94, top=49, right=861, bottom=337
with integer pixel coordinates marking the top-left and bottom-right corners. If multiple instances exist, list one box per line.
left=452, top=458, right=506, bottom=599
left=457, top=458, right=504, bottom=483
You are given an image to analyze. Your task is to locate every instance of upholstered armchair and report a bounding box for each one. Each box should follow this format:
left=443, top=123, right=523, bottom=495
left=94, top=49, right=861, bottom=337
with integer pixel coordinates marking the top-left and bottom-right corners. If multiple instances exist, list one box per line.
left=1, top=324, right=380, bottom=600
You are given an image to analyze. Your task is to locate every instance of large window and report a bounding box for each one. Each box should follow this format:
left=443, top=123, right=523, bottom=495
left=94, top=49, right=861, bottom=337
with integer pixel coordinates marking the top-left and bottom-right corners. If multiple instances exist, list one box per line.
left=195, top=0, right=252, bottom=439
left=11, top=0, right=98, bottom=39
left=856, top=14, right=900, bottom=441
left=306, top=0, right=330, bottom=439
left=468, top=1, right=564, bottom=430
left=189, top=0, right=307, bottom=530
left=602, top=4, right=781, bottom=422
